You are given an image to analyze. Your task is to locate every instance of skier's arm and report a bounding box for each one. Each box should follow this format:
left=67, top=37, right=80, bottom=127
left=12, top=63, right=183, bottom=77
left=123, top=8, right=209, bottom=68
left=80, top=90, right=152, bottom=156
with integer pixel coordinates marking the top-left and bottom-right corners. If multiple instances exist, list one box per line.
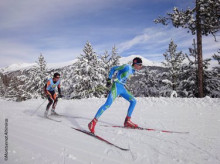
left=44, top=84, right=47, bottom=93
left=108, top=64, right=126, bottom=79
left=44, top=81, right=52, bottom=98
left=121, top=65, right=130, bottom=79
left=58, top=84, right=61, bottom=95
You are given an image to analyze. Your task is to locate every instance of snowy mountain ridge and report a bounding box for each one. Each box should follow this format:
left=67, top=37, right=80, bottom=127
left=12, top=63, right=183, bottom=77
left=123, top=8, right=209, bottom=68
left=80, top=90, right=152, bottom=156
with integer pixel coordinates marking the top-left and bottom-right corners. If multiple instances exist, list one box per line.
left=0, top=59, right=78, bottom=74
left=120, top=55, right=162, bottom=67
left=0, top=55, right=162, bottom=73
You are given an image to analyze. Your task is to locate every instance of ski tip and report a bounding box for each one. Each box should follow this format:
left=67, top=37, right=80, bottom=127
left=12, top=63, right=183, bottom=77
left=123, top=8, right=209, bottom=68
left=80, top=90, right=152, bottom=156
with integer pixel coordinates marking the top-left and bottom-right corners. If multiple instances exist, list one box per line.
left=121, top=148, right=130, bottom=151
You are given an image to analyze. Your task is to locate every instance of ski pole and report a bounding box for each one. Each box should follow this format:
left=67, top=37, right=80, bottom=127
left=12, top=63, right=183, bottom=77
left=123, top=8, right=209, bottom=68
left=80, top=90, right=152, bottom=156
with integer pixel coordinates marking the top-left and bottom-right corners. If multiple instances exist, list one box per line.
left=30, top=99, right=47, bottom=116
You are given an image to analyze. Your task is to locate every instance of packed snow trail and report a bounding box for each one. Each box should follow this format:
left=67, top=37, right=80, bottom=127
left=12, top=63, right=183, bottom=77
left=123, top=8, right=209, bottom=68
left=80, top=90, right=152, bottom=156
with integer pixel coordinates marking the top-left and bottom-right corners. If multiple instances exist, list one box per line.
left=0, top=97, right=220, bottom=164
left=71, top=127, right=129, bottom=151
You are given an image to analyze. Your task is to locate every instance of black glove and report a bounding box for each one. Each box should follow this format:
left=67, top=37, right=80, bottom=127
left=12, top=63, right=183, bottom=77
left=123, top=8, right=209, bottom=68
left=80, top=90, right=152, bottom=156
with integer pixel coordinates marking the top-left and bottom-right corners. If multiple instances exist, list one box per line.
left=58, top=94, right=63, bottom=98
left=106, top=78, right=112, bottom=88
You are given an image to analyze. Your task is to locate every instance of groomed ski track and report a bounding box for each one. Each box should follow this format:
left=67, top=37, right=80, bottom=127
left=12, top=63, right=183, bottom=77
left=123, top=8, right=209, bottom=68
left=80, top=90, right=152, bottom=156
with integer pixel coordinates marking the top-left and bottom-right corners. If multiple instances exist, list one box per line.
left=0, top=97, right=219, bottom=164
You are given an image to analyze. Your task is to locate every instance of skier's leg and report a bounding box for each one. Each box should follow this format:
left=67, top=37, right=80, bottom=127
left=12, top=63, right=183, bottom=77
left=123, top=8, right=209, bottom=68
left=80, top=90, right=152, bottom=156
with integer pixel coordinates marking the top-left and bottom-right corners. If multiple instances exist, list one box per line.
left=94, top=82, right=119, bottom=119
left=120, top=87, right=136, bottom=117
left=51, top=94, right=60, bottom=115
left=45, top=96, right=53, bottom=117
left=120, top=86, right=138, bottom=127
left=52, top=93, right=58, bottom=110
left=46, top=97, right=53, bottom=111
left=89, top=82, right=119, bottom=133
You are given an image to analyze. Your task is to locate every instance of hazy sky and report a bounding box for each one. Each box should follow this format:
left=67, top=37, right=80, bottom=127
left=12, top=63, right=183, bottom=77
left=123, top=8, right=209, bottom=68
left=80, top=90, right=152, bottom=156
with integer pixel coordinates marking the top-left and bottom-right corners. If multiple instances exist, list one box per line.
left=0, top=0, right=219, bottom=68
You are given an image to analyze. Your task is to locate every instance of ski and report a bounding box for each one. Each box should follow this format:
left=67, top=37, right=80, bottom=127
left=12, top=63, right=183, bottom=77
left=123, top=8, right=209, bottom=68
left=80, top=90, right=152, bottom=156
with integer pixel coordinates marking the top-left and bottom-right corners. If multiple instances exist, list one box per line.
left=50, top=113, right=62, bottom=117
left=71, top=127, right=129, bottom=151
left=102, top=125, right=189, bottom=134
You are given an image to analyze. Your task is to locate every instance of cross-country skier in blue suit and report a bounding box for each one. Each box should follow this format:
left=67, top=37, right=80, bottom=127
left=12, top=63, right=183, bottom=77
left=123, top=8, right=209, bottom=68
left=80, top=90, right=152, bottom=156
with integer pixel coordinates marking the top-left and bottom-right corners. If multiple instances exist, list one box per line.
left=88, top=57, right=143, bottom=133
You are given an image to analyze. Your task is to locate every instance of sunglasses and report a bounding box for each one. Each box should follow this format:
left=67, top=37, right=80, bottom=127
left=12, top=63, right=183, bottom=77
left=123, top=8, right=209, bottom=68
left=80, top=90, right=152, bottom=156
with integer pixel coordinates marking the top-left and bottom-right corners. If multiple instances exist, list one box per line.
left=136, top=63, right=142, bottom=66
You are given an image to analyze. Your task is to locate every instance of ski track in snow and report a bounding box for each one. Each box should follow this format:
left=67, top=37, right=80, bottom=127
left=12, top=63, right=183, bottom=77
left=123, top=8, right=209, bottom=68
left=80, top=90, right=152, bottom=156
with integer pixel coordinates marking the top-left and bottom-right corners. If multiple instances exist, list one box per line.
left=0, top=97, right=220, bottom=164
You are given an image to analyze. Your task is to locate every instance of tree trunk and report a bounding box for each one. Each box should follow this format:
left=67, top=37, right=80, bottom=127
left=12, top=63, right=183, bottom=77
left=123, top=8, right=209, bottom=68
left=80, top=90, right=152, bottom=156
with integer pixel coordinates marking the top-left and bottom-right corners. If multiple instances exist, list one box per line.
left=196, top=0, right=204, bottom=97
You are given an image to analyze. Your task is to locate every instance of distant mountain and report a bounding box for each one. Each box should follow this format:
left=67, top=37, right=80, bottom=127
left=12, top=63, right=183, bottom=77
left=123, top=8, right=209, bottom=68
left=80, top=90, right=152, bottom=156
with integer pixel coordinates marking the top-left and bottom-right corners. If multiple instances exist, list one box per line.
left=0, top=59, right=78, bottom=74
left=119, top=55, right=163, bottom=67
left=0, top=63, right=37, bottom=73
left=0, top=55, right=163, bottom=74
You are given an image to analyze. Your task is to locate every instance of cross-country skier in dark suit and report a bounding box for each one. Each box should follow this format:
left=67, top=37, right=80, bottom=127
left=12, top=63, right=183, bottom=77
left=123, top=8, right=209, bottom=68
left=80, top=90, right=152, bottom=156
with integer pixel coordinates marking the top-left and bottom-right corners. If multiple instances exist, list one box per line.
left=44, top=73, right=63, bottom=117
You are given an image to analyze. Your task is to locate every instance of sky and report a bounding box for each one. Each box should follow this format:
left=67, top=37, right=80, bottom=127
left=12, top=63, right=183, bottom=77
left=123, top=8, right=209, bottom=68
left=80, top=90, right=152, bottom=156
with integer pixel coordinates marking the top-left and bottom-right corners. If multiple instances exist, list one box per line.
left=0, top=0, right=219, bottom=68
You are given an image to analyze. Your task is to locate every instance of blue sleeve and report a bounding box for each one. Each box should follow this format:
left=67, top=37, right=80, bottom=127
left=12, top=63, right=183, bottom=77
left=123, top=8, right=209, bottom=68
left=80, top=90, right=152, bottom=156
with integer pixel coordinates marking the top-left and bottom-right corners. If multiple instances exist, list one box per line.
left=108, top=64, right=128, bottom=79
left=108, top=66, right=119, bottom=79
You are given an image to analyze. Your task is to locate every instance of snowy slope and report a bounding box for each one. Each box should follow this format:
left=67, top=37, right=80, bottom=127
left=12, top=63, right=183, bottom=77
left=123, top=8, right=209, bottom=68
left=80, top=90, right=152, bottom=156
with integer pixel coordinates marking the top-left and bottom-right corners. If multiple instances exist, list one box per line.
left=0, top=97, right=220, bottom=164
left=0, top=56, right=162, bottom=73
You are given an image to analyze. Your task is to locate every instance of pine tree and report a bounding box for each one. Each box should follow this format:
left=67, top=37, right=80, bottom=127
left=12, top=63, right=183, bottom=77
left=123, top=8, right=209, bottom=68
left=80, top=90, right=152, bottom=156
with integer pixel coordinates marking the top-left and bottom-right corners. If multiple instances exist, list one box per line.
left=5, top=77, right=18, bottom=101
left=181, top=39, right=219, bottom=97
left=61, top=63, right=77, bottom=99
left=207, top=49, right=220, bottom=97
left=109, top=45, right=121, bottom=68
left=129, top=67, right=161, bottom=97
left=202, top=58, right=220, bottom=97
left=99, top=50, right=111, bottom=97
left=5, top=76, right=31, bottom=101
left=34, top=54, right=48, bottom=97
left=179, top=39, right=198, bottom=97
left=16, top=74, right=32, bottom=101
left=37, top=53, right=47, bottom=78
left=213, top=49, right=220, bottom=64
left=100, top=50, right=111, bottom=78
left=155, top=0, right=220, bottom=97
left=0, top=74, right=6, bottom=97
left=19, top=54, right=48, bottom=99
left=72, top=41, right=106, bottom=98
left=213, top=49, right=220, bottom=74
left=162, top=40, right=186, bottom=96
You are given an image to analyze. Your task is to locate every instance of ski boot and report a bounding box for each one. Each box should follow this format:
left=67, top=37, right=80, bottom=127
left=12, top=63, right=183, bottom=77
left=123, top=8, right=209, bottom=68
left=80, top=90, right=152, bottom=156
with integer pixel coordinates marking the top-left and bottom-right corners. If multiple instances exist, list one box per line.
left=124, top=116, right=138, bottom=128
left=88, top=118, right=98, bottom=134
left=44, top=110, right=48, bottom=117
left=51, top=109, right=59, bottom=116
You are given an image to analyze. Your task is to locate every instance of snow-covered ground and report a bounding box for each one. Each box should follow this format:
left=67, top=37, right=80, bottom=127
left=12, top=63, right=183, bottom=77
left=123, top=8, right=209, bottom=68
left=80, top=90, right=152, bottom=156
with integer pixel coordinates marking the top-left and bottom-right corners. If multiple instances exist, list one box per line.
left=0, top=97, right=220, bottom=164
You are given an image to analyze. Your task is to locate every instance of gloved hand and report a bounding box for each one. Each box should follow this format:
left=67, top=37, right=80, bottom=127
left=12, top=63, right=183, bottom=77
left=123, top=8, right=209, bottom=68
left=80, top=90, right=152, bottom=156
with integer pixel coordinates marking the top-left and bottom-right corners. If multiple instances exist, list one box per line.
left=106, top=78, right=112, bottom=88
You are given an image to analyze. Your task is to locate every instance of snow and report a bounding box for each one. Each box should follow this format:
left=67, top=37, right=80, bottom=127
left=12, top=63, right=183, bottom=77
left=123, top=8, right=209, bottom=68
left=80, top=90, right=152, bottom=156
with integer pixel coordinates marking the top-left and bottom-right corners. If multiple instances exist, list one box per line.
left=162, top=79, right=173, bottom=85
left=170, top=91, right=178, bottom=98
left=0, top=97, right=220, bottom=164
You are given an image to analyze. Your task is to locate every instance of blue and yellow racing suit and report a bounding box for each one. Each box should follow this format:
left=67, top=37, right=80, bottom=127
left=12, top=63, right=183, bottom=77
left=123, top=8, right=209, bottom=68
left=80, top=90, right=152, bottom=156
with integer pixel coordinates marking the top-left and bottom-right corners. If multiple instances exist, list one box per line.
left=94, top=64, right=136, bottom=119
